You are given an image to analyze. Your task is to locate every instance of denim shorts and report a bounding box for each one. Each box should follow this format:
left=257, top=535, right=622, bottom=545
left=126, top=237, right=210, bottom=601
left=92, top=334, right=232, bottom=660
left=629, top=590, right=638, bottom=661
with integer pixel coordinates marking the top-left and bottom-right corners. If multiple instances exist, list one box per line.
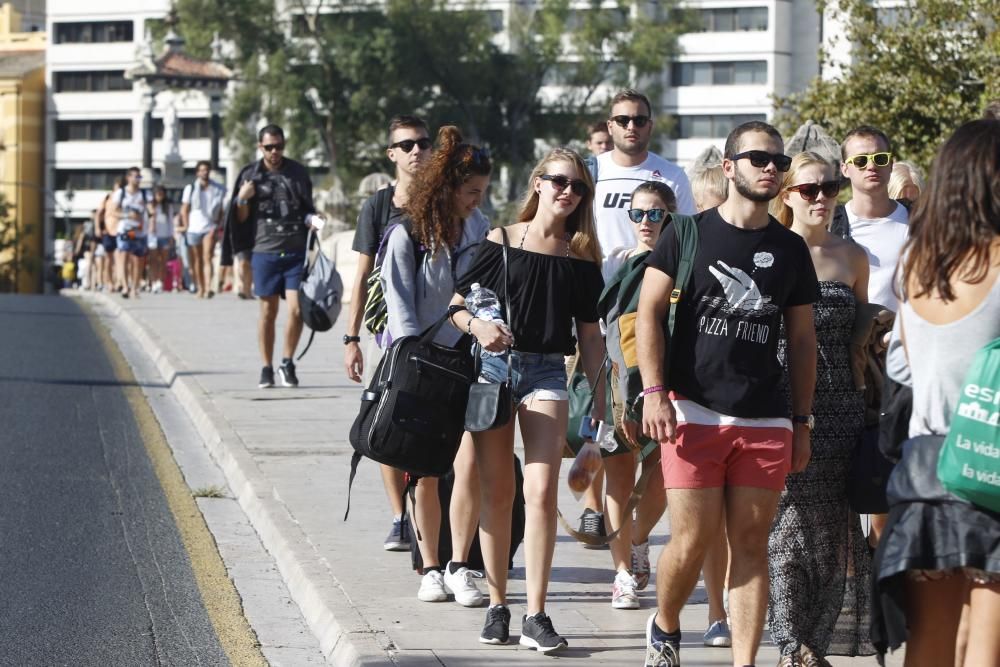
left=186, top=231, right=211, bottom=246
left=479, top=350, right=568, bottom=407
left=116, top=234, right=148, bottom=257
left=251, top=250, right=306, bottom=297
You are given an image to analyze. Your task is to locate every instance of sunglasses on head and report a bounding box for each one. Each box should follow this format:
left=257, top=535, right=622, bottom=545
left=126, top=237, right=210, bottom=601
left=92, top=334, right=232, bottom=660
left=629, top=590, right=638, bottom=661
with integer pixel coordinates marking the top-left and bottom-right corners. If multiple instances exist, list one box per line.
left=389, top=137, right=432, bottom=153
left=610, top=114, right=651, bottom=129
left=541, top=174, right=588, bottom=197
left=845, top=152, right=892, bottom=169
left=785, top=180, right=841, bottom=201
left=731, top=150, right=792, bottom=172
left=627, top=208, right=668, bottom=224
left=261, top=143, right=285, bottom=153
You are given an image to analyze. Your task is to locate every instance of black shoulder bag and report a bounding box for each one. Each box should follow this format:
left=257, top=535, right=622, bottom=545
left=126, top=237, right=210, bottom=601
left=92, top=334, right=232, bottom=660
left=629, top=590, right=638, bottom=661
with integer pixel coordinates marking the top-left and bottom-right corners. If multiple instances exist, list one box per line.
left=464, top=227, right=515, bottom=432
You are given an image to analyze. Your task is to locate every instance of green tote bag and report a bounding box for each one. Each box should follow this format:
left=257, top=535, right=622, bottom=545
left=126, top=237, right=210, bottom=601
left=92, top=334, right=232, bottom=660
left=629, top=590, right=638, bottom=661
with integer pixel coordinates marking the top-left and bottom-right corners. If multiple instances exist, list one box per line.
left=937, top=337, right=1000, bottom=512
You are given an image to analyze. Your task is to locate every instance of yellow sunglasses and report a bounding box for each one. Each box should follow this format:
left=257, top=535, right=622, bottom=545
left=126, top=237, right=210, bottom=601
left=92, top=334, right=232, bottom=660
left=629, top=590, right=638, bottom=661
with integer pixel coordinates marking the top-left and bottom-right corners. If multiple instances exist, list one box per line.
left=845, top=152, right=892, bottom=169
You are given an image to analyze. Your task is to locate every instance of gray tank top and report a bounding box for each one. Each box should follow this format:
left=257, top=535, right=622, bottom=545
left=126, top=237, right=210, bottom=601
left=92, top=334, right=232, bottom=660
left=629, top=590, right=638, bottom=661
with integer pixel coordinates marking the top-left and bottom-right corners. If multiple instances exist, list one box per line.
left=902, top=275, right=1000, bottom=437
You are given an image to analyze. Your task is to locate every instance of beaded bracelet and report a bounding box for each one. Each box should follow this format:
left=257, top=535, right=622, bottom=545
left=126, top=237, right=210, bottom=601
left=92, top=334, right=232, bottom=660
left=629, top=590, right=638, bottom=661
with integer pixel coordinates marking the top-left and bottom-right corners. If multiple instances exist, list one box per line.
left=467, top=317, right=477, bottom=335
left=641, top=385, right=665, bottom=397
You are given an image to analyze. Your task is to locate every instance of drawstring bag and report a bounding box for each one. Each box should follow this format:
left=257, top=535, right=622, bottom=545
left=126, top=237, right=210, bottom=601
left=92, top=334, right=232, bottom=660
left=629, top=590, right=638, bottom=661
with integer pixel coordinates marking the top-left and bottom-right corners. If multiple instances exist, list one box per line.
left=937, top=337, right=1000, bottom=512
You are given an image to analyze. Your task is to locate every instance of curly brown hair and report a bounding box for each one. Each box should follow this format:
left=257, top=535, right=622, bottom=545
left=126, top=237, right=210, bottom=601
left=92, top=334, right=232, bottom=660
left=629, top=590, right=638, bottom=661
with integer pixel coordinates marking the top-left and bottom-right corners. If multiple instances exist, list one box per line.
left=405, top=126, right=491, bottom=251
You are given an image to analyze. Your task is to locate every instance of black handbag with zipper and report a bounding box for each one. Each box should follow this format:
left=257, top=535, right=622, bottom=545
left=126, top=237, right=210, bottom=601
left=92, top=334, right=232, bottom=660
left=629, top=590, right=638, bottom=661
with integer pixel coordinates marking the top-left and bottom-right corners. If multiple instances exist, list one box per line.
left=345, top=313, right=474, bottom=519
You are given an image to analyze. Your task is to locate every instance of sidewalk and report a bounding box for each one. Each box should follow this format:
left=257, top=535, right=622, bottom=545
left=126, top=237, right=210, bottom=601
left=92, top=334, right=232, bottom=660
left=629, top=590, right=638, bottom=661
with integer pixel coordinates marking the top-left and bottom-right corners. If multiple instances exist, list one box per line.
left=77, top=288, right=896, bottom=667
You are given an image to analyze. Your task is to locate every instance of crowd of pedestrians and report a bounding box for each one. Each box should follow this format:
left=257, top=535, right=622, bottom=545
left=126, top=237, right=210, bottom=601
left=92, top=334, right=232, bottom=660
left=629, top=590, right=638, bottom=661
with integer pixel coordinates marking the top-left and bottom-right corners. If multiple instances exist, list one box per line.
left=328, top=89, right=999, bottom=667
left=66, top=162, right=250, bottom=302
left=68, top=85, right=998, bottom=667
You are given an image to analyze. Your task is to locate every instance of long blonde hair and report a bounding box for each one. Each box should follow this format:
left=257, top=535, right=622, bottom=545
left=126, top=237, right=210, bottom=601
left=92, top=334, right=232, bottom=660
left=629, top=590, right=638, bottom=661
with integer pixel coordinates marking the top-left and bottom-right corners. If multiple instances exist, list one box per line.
left=516, top=148, right=602, bottom=263
left=770, top=151, right=833, bottom=228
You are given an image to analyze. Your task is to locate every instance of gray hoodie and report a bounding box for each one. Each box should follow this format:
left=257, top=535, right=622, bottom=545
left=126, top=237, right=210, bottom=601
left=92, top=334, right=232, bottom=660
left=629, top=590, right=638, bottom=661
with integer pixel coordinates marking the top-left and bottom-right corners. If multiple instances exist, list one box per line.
left=381, top=209, right=490, bottom=348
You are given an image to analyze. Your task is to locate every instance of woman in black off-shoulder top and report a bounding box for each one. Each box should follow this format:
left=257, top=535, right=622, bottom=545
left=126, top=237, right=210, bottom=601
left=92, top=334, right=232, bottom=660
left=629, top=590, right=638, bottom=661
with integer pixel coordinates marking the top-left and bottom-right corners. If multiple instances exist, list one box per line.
left=449, top=147, right=607, bottom=652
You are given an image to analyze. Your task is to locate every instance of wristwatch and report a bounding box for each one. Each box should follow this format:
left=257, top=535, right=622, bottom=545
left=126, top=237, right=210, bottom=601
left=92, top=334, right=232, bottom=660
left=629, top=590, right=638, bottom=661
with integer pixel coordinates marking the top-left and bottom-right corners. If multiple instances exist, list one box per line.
left=343, top=335, right=361, bottom=345
left=792, top=415, right=815, bottom=430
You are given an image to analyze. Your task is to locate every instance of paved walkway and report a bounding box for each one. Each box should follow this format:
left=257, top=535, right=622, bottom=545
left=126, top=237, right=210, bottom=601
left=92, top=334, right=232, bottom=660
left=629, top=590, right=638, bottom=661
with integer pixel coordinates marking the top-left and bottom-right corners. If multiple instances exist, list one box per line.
left=76, top=286, right=898, bottom=667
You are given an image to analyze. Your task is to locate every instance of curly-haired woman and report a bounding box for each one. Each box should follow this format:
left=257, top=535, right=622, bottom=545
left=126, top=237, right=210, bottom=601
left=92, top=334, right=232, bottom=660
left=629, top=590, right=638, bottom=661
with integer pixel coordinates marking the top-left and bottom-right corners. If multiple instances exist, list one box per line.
left=381, top=125, right=491, bottom=607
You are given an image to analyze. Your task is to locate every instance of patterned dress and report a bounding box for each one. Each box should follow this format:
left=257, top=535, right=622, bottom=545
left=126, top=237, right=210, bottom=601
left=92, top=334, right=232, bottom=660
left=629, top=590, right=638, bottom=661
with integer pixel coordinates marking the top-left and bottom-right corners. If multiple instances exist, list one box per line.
left=769, top=281, right=874, bottom=658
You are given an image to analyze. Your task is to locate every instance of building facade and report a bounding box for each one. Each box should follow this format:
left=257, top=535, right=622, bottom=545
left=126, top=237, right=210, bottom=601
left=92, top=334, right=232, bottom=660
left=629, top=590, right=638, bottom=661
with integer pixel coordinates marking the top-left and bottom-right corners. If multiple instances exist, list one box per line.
left=44, top=0, right=235, bottom=285
left=1, top=2, right=45, bottom=293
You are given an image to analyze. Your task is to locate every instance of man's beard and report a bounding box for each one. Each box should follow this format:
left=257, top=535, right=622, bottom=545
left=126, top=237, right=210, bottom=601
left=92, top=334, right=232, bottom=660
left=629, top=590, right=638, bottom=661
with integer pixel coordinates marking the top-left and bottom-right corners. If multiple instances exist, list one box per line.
left=733, top=167, right=777, bottom=203
left=614, top=135, right=649, bottom=156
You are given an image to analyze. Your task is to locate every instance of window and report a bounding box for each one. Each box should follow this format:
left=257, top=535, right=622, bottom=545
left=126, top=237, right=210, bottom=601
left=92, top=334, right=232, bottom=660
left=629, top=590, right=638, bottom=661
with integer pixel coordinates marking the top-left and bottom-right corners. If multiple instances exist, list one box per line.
left=696, top=7, right=768, bottom=32
left=56, top=120, right=133, bottom=142
left=672, top=61, right=767, bottom=86
left=55, top=170, right=130, bottom=191
left=671, top=114, right=767, bottom=139
left=54, top=71, right=131, bottom=93
left=151, top=118, right=213, bottom=140
left=54, top=21, right=134, bottom=44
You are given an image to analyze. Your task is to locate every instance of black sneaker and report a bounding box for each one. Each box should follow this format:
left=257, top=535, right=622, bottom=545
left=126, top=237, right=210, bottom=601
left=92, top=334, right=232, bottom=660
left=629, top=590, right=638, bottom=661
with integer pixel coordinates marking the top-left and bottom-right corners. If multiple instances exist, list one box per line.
left=258, top=366, right=274, bottom=388
left=276, top=361, right=299, bottom=387
left=519, top=612, right=567, bottom=653
left=479, top=604, right=510, bottom=645
left=383, top=517, right=411, bottom=551
left=579, top=508, right=609, bottom=550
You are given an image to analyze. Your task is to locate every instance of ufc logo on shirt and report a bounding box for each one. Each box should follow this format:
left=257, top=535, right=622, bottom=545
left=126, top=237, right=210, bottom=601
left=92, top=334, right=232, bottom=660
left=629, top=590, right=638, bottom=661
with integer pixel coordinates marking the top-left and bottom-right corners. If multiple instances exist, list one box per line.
left=602, top=193, right=632, bottom=209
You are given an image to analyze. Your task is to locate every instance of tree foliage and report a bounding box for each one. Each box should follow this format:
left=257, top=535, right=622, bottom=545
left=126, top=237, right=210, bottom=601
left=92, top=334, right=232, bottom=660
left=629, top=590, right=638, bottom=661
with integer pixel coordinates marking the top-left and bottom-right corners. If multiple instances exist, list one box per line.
left=171, top=0, right=694, bottom=205
left=774, top=0, right=999, bottom=172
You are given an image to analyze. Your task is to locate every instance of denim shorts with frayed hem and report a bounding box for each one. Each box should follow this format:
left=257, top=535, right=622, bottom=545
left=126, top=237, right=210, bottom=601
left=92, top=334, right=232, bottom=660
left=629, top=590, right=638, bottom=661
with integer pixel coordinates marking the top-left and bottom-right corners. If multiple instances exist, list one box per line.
left=479, top=350, right=568, bottom=407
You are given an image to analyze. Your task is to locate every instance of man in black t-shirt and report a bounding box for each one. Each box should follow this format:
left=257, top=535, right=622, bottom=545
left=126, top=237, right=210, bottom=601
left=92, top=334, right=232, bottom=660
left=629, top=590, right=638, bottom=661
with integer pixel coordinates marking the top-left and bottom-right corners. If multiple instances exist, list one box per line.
left=230, top=124, right=323, bottom=389
left=636, top=121, right=819, bottom=667
left=343, top=114, right=431, bottom=553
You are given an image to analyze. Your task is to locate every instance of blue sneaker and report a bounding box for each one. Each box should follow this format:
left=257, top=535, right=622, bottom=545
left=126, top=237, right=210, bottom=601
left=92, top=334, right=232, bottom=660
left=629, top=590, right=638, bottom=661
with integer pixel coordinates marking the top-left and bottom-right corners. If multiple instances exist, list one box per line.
left=644, top=614, right=680, bottom=667
left=383, top=517, right=410, bottom=551
left=703, top=619, right=732, bottom=647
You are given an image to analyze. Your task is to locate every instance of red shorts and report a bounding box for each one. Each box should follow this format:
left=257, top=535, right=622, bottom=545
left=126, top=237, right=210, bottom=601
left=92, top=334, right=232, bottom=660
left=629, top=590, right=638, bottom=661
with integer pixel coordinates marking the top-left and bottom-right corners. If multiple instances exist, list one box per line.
left=661, top=395, right=792, bottom=491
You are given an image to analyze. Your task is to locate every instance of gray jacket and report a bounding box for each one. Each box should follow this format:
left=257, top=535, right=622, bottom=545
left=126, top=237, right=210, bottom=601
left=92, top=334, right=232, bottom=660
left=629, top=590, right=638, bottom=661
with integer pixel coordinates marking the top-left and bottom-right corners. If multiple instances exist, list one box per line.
left=381, top=209, right=490, bottom=347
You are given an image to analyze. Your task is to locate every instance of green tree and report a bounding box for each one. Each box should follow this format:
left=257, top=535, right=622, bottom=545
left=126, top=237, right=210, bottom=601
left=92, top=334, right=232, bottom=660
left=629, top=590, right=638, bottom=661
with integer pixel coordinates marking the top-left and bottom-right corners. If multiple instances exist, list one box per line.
left=171, top=0, right=694, bottom=207
left=774, top=0, right=999, bottom=172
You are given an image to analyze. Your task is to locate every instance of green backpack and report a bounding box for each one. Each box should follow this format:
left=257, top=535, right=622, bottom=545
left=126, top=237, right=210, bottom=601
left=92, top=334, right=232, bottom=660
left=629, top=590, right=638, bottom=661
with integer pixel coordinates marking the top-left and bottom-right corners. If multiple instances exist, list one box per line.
left=598, top=213, right=699, bottom=457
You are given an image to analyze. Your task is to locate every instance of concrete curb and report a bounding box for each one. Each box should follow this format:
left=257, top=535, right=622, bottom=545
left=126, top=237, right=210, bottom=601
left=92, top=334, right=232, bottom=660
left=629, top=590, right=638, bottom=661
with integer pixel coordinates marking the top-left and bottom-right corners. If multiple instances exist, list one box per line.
left=76, top=292, right=392, bottom=667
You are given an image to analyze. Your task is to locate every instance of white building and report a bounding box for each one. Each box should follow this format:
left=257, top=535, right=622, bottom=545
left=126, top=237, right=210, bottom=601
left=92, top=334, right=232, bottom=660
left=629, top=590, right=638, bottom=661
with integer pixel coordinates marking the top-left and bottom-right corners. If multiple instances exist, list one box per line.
left=44, top=0, right=235, bottom=246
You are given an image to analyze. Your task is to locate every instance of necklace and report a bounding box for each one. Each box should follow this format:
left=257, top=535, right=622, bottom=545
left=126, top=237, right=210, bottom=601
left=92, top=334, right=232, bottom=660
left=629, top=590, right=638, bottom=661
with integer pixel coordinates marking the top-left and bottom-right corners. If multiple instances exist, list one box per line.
left=519, top=222, right=571, bottom=257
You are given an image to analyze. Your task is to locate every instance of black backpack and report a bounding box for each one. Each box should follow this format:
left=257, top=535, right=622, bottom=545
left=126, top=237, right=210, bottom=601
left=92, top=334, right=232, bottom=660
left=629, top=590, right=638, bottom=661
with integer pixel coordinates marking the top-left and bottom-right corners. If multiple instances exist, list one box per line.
left=345, top=311, right=474, bottom=519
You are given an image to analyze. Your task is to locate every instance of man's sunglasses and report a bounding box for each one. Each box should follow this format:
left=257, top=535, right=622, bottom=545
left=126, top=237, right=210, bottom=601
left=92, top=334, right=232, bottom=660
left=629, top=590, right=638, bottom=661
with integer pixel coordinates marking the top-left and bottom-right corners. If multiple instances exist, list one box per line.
left=627, top=208, right=668, bottom=224
left=261, top=143, right=285, bottom=153
left=731, top=150, right=792, bottom=172
left=389, top=137, right=432, bottom=153
left=845, top=152, right=892, bottom=169
left=785, top=180, right=841, bottom=201
left=610, top=115, right=651, bottom=129
left=541, top=174, right=588, bottom=197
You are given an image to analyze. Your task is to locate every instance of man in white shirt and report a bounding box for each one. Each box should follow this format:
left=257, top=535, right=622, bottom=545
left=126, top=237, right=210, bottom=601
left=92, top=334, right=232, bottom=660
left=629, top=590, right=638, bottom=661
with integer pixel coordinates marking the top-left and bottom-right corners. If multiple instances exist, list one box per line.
left=830, top=125, right=909, bottom=311
left=179, top=160, right=226, bottom=298
left=591, top=89, right=696, bottom=258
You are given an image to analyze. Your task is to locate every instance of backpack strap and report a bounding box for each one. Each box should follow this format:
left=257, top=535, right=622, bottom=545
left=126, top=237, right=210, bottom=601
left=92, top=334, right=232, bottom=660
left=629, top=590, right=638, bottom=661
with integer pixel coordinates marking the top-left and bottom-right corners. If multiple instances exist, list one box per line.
left=667, top=214, right=699, bottom=338
left=373, top=185, right=394, bottom=245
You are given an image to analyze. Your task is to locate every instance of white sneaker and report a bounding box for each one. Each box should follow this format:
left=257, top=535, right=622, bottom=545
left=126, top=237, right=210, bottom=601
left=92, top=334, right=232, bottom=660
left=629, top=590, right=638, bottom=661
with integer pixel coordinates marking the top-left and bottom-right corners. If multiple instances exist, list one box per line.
left=443, top=562, right=485, bottom=607
left=612, top=569, right=640, bottom=609
left=417, top=570, right=447, bottom=602
left=152, top=280, right=162, bottom=294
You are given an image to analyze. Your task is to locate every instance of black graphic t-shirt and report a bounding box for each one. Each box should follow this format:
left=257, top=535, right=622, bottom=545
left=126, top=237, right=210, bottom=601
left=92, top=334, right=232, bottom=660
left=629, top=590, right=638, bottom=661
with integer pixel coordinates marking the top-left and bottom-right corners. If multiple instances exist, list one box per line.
left=645, top=207, right=819, bottom=418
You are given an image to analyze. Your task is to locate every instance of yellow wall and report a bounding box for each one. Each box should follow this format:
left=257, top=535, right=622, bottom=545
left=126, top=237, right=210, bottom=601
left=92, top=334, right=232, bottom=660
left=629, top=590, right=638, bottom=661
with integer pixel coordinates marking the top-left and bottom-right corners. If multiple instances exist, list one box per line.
left=0, top=3, right=46, bottom=293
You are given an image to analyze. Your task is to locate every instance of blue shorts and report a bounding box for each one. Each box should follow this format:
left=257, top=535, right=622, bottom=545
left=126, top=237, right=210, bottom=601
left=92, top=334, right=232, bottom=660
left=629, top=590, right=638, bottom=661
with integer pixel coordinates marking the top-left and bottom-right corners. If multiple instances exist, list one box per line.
left=116, top=234, right=148, bottom=257
left=252, top=251, right=306, bottom=297
left=101, top=234, right=117, bottom=253
left=148, top=236, right=171, bottom=250
left=479, top=350, right=568, bottom=407
left=186, top=231, right=211, bottom=246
